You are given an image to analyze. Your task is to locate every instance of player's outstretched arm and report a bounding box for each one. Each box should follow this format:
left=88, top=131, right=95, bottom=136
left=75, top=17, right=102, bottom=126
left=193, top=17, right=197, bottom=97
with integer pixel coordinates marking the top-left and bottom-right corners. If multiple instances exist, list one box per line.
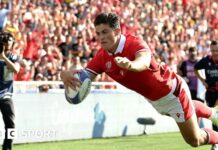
left=114, top=51, right=151, bottom=72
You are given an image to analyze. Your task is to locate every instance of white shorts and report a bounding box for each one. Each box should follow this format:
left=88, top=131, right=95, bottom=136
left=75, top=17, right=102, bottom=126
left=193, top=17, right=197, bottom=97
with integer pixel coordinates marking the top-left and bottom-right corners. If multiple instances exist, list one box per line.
left=148, top=76, right=195, bottom=123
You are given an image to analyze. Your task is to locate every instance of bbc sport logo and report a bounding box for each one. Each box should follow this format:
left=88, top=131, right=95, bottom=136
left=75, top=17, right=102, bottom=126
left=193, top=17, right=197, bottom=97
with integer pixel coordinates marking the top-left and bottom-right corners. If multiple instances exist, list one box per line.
left=0, top=129, right=57, bottom=139
left=0, top=129, right=17, bottom=139
left=19, top=130, right=57, bottom=139
left=7, top=129, right=17, bottom=139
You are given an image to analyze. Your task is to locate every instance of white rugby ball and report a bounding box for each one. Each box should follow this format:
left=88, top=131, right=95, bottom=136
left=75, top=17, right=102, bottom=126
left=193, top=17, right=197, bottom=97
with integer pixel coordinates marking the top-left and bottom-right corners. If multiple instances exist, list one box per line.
left=65, top=70, right=91, bottom=104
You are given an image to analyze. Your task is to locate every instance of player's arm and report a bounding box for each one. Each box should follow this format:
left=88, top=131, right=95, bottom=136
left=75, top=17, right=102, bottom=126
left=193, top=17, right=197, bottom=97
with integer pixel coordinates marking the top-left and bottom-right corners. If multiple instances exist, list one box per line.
left=114, top=51, right=151, bottom=72
left=0, top=52, right=20, bottom=73
left=194, top=58, right=208, bottom=88
left=194, top=69, right=208, bottom=88
left=194, top=66, right=208, bottom=88
left=194, top=69, right=204, bottom=82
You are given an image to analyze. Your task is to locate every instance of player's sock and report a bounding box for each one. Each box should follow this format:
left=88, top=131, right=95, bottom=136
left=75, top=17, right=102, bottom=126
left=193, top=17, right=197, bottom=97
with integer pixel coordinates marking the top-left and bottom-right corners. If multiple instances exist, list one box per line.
left=203, top=128, right=218, bottom=144
left=209, top=106, right=218, bottom=126
left=193, top=100, right=212, bottom=119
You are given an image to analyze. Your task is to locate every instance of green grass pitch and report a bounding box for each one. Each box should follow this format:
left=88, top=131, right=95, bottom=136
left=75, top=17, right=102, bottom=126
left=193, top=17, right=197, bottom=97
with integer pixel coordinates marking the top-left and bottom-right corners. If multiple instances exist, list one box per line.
left=13, top=132, right=210, bottom=150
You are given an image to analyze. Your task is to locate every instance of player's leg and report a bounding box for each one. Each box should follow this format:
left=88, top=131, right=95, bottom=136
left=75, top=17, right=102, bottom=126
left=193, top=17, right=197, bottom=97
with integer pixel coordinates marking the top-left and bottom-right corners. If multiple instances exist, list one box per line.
left=205, top=92, right=218, bottom=150
left=193, top=100, right=218, bottom=123
left=0, top=99, right=15, bottom=150
left=171, top=76, right=218, bottom=147
left=177, top=113, right=208, bottom=147
left=170, top=93, right=214, bottom=147
left=213, top=98, right=218, bottom=150
left=150, top=95, right=218, bottom=147
left=172, top=95, right=218, bottom=147
left=194, top=92, right=218, bottom=142
left=214, top=99, right=218, bottom=127
left=189, top=89, right=204, bottom=125
left=192, top=100, right=209, bottom=126
left=177, top=113, right=218, bottom=147
left=175, top=76, right=218, bottom=125
left=149, top=76, right=218, bottom=147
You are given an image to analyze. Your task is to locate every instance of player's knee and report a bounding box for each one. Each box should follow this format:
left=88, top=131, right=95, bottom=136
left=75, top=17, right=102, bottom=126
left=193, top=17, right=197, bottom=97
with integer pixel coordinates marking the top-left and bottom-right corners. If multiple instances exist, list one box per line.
left=185, top=138, right=201, bottom=147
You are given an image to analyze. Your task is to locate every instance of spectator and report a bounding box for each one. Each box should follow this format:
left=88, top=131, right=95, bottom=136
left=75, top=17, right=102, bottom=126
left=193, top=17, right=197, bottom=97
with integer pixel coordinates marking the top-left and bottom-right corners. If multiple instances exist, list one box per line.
left=0, top=1, right=11, bottom=31
left=0, top=0, right=216, bottom=84
left=15, top=59, right=31, bottom=81
left=194, top=40, right=218, bottom=150
left=178, top=47, right=203, bottom=101
left=0, top=32, right=20, bottom=150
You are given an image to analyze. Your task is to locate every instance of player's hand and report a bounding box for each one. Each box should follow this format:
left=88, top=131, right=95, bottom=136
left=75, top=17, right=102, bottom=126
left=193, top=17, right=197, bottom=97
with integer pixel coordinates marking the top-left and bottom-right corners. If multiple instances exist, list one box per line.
left=60, top=70, right=81, bottom=90
left=114, top=56, right=131, bottom=70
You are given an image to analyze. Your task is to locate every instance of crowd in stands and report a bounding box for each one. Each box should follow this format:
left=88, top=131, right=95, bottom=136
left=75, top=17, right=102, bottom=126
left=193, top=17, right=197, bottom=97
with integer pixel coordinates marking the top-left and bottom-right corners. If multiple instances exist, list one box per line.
left=0, top=0, right=218, bottom=83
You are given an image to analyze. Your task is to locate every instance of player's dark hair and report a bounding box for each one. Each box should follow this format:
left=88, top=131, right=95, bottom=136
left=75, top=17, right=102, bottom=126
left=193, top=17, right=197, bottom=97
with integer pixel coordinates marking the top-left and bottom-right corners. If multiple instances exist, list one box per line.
left=188, top=47, right=196, bottom=52
left=0, top=32, right=15, bottom=53
left=94, top=12, right=120, bottom=29
left=211, top=40, right=218, bottom=45
left=0, top=32, right=14, bottom=43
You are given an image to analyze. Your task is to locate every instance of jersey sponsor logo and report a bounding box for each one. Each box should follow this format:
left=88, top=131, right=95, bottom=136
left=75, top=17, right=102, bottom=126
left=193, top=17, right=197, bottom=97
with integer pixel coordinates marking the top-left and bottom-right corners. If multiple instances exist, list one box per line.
left=207, top=69, right=218, bottom=77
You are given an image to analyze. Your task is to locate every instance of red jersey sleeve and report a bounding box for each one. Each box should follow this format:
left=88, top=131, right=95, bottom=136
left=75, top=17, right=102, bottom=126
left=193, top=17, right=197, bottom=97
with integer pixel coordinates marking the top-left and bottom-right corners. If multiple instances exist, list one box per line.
left=126, top=35, right=151, bottom=56
left=125, top=35, right=158, bottom=70
left=86, top=49, right=105, bottom=75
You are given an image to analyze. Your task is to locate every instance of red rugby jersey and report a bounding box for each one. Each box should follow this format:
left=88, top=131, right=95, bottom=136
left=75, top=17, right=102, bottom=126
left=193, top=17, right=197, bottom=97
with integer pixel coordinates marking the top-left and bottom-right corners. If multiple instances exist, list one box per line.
left=87, top=34, right=176, bottom=101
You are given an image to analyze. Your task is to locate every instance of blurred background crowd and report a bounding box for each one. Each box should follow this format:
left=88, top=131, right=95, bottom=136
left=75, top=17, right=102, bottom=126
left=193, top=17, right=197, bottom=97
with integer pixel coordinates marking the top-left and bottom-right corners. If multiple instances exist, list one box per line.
left=0, top=0, right=218, bottom=83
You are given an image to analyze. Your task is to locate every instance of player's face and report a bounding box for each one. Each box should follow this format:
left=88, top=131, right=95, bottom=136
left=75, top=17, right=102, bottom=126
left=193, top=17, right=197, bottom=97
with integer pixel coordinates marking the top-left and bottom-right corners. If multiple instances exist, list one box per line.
left=4, top=39, right=14, bottom=52
left=95, top=24, right=120, bottom=53
left=189, top=50, right=197, bottom=60
left=211, top=44, right=218, bottom=61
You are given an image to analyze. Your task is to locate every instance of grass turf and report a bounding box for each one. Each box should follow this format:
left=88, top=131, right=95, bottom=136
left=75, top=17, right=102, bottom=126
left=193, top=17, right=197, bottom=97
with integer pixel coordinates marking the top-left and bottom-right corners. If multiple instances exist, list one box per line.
left=13, top=132, right=210, bottom=150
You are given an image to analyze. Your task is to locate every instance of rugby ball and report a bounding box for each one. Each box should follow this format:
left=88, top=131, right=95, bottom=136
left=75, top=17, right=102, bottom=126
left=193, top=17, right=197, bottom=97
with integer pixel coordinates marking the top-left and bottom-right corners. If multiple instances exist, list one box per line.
left=65, top=70, right=91, bottom=104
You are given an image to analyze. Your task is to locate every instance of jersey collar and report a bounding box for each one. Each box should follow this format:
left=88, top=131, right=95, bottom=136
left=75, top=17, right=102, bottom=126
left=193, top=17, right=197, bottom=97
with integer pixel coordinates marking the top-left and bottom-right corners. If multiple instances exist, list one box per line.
left=114, top=34, right=126, bottom=55
left=107, top=34, right=126, bottom=56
